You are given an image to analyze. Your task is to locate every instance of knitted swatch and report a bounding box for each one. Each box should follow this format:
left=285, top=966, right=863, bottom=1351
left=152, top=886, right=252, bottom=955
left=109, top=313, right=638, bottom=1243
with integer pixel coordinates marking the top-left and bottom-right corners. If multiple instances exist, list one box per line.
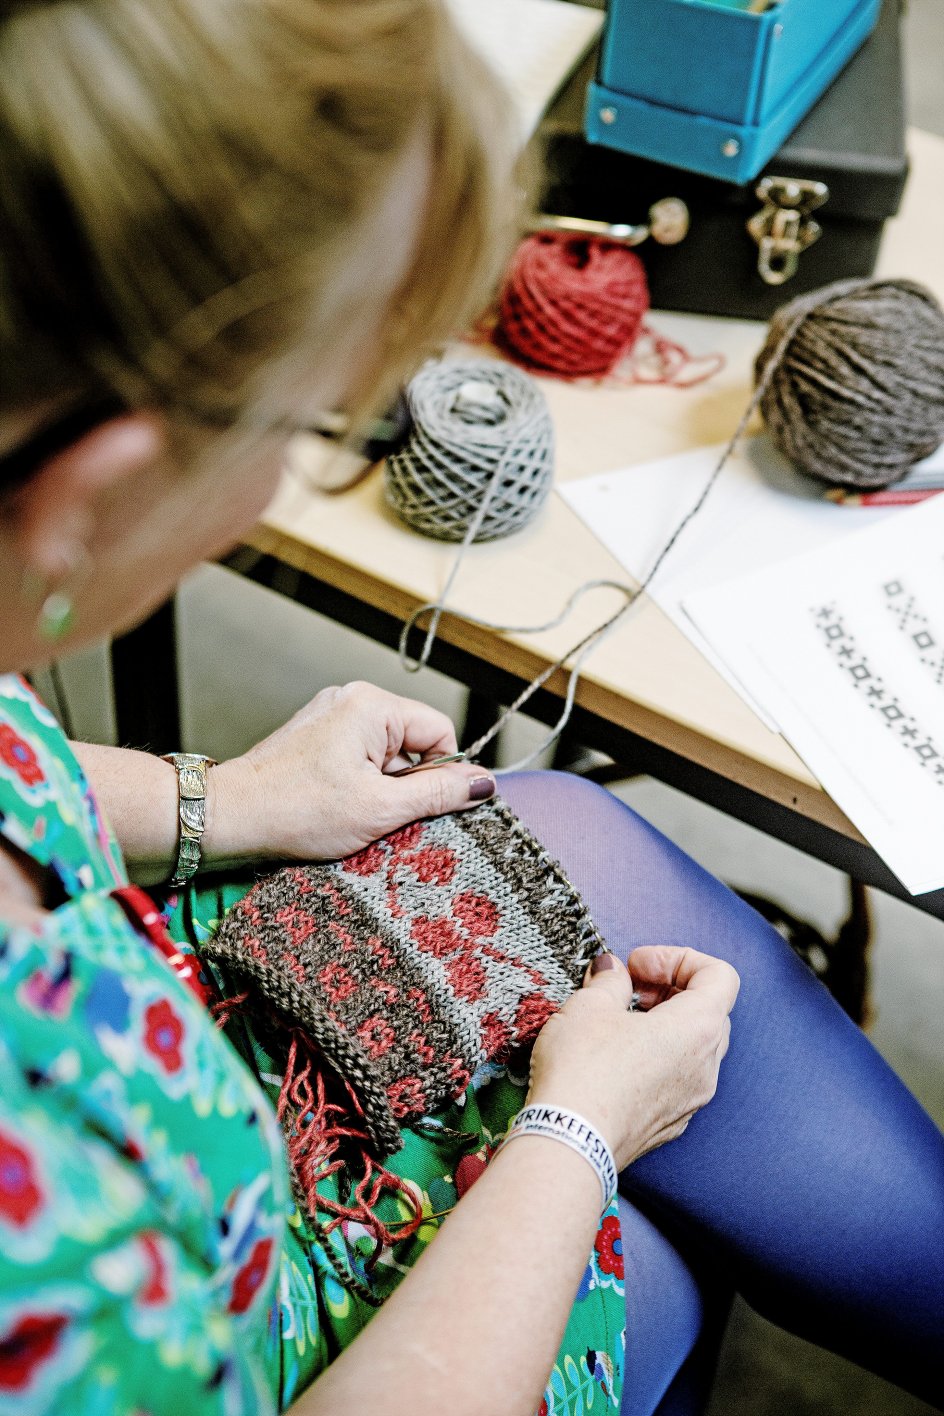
left=204, top=799, right=604, bottom=1253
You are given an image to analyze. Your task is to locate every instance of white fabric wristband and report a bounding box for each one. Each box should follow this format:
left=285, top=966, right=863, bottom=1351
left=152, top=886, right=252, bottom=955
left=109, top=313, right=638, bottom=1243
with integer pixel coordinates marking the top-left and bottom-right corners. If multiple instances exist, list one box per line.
left=501, top=1103, right=618, bottom=1211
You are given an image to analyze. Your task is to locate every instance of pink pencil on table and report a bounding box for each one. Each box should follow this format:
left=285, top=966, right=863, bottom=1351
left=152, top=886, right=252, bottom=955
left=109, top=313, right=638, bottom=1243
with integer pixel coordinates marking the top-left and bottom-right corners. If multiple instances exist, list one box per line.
left=825, top=487, right=944, bottom=507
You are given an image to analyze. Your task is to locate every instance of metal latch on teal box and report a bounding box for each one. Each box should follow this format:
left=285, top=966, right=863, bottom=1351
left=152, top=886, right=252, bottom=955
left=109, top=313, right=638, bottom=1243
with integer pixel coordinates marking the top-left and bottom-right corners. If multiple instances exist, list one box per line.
left=585, top=0, right=882, bottom=186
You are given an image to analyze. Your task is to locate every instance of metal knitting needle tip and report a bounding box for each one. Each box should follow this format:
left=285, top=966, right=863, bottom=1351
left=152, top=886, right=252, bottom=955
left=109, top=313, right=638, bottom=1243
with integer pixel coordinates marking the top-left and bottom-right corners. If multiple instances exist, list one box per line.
left=389, top=751, right=468, bottom=777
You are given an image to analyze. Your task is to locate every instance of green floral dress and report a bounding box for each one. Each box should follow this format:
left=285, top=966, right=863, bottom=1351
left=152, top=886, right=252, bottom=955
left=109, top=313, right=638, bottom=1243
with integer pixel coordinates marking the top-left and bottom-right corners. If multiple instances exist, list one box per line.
left=0, top=675, right=625, bottom=1415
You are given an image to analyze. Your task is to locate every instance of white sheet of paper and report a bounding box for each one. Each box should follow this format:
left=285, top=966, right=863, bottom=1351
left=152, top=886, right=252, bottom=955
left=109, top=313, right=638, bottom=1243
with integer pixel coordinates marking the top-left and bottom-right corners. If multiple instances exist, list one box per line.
left=559, top=437, right=906, bottom=727
left=446, top=0, right=604, bottom=140
left=685, top=494, right=944, bottom=896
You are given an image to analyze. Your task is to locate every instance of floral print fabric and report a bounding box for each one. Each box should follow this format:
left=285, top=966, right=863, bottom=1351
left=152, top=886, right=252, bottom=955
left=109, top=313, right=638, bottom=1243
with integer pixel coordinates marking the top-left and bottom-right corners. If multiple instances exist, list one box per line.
left=0, top=678, right=287, bottom=1415
left=0, top=675, right=625, bottom=1414
left=0, top=678, right=125, bottom=897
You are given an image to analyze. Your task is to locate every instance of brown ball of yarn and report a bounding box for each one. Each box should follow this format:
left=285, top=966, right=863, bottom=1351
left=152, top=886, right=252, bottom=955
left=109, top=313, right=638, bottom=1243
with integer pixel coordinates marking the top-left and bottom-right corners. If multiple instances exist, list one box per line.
left=755, top=278, right=944, bottom=490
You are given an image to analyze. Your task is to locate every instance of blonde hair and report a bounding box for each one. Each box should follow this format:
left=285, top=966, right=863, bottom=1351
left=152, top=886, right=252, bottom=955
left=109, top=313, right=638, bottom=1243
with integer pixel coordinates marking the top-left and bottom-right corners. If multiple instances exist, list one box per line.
left=0, top=0, right=518, bottom=426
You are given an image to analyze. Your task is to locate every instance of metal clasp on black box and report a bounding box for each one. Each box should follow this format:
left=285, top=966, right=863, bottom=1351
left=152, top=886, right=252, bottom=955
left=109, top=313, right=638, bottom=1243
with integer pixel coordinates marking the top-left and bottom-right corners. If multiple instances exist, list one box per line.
left=747, top=176, right=830, bottom=286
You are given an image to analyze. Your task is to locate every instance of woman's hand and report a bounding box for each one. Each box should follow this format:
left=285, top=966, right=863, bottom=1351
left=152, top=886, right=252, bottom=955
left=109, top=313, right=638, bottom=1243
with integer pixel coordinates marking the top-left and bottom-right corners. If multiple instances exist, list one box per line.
left=292, top=945, right=738, bottom=1416
left=206, top=681, right=496, bottom=864
left=526, top=945, right=740, bottom=1171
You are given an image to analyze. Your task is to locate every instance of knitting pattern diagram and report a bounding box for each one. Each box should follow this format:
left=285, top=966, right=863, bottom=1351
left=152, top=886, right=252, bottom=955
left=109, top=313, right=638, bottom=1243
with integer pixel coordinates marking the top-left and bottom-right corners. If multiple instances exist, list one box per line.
left=811, top=601, right=944, bottom=787
left=882, top=574, right=944, bottom=690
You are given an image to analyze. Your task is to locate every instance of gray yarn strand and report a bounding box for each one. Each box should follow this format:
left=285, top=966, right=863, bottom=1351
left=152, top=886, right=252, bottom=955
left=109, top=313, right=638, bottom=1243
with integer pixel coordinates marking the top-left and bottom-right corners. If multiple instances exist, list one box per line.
left=393, top=339, right=794, bottom=770
left=395, top=282, right=942, bottom=769
left=465, top=312, right=799, bottom=770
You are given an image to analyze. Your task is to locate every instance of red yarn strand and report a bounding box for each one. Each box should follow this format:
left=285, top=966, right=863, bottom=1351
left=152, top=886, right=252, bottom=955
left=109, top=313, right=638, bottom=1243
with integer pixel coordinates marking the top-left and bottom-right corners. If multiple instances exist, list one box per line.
left=210, top=990, right=249, bottom=1029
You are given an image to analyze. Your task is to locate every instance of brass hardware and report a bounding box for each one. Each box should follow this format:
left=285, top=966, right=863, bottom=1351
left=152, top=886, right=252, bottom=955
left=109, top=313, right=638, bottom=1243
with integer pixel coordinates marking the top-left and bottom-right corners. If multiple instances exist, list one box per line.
left=747, top=175, right=829, bottom=285
left=530, top=197, right=690, bottom=248
left=647, top=197, right=690, bottom=245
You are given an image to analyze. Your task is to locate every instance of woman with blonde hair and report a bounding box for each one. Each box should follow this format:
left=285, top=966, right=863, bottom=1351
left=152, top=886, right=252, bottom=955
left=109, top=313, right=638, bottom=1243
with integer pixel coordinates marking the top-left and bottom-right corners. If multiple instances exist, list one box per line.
left=0, top=2, right=941, bottom=1413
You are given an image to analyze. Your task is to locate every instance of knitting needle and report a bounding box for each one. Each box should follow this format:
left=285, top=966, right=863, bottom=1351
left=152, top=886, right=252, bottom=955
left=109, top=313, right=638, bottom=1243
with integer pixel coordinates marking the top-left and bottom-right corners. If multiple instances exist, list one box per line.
left=597, top=946, right=644, bottom=1010
left=389, top=751, right=468, bottom=777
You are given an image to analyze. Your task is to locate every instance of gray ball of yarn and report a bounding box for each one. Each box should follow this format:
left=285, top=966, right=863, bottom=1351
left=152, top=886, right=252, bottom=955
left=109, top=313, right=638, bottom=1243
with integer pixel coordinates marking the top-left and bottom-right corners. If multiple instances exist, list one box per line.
left=384, top=359, right=554, bottom=542
left=755, top=277, right=944, bottom=490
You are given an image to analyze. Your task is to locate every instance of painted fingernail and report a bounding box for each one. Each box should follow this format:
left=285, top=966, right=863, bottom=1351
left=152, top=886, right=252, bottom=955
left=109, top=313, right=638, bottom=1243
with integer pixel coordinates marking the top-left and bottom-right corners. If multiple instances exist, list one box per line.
left=468, top=774, right=496, bottom=802
left=591, top=952, right=618, bottom=973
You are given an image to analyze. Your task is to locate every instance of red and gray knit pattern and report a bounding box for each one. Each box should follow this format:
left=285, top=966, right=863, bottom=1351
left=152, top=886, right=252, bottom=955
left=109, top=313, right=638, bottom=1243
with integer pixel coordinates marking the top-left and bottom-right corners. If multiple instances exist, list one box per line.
left=205, top=799, right=603, bottom=1158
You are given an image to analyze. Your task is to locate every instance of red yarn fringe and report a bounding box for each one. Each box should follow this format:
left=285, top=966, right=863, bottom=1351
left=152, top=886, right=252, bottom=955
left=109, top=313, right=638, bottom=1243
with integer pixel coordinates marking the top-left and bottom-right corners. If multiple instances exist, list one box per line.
left=277, top=1031, right=425, bottom=1262
left=211, top=991, right=249, bottom=1028
left=211, top=994, right=426, bottom=1262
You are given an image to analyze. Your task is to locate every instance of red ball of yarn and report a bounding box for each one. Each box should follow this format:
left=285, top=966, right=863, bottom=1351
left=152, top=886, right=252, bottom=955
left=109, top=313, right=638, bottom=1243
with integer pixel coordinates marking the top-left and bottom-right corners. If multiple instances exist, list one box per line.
left=497, top=232, right=650, bottom=378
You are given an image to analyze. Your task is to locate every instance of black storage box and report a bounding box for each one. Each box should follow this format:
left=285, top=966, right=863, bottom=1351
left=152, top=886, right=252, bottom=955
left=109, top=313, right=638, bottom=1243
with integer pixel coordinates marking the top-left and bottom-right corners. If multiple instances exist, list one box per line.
left=535, top=0, right=908, bottom=321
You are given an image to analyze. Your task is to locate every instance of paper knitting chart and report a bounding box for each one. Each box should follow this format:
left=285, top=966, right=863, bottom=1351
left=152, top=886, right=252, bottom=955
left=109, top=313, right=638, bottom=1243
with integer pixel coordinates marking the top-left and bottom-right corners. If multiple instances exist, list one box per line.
left=686, top=492, right=944, bottom=896
left=812, top=598, right=944, bottom=790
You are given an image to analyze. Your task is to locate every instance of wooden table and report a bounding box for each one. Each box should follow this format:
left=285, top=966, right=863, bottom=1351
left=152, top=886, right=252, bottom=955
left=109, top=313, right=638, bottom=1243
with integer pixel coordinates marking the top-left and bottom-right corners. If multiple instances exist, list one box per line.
left=123, top=129, right=944, bottom=921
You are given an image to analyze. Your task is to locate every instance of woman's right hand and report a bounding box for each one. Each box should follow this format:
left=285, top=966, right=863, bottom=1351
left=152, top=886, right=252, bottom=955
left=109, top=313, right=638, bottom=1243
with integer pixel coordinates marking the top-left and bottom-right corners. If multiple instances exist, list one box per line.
left=293, top=946, right=738, bottom=1416
left=526, top=946, right=740, bottom=1171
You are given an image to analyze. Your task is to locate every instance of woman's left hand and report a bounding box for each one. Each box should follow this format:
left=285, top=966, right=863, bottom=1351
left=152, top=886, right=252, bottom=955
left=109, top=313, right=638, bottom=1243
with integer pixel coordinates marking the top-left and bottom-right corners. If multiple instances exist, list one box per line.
left=205, top=681, right=496, bottom=864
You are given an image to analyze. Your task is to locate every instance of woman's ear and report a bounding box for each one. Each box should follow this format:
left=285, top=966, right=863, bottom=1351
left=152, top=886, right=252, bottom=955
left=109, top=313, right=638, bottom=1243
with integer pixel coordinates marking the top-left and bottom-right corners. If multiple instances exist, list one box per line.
left=9, top=413, right=165, bottom=581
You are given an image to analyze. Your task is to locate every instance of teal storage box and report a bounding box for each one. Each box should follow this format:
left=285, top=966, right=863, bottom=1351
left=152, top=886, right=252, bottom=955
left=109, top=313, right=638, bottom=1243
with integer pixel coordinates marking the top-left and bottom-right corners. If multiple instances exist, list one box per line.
left=586, top=0, right=882, bottom=183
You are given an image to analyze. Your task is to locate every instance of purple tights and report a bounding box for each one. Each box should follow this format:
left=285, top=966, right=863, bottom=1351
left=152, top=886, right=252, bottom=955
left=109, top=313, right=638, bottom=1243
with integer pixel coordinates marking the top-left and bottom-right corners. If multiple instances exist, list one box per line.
left=500, top=772, right=944, bottom=1413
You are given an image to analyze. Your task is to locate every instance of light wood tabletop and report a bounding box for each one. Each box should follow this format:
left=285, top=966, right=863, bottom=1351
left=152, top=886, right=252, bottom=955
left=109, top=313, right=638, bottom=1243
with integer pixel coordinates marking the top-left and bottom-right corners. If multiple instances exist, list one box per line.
left=245, top=127, right=944, bottom=892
